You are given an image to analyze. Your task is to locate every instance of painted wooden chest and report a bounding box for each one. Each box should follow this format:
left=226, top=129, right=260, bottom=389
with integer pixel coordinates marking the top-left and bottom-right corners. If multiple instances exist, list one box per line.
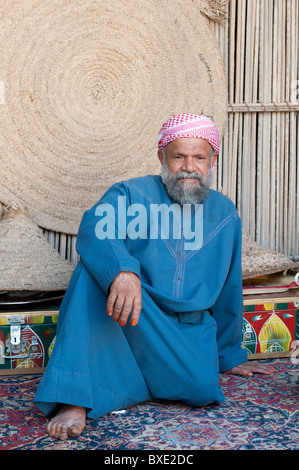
left=242, top=291, right=299, bottom=359
left=0, top=307, right=59, bottom=375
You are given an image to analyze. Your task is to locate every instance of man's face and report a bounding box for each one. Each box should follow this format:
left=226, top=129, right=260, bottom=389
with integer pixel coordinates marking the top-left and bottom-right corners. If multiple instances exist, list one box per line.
left=158, top=137, right=217, bottom=204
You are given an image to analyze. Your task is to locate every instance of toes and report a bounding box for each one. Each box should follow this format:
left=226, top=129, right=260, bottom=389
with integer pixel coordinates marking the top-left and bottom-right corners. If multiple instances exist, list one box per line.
left=52, top=423, right=63, bottom=440
left=46, top=421, right=57, bottom=439
left=57, top=424, right=69, bottom=440
left=46, top=420, right=84, bottom=440
left=68, top=424, right=83, bottom=438
left=45, top=421, right=52, bottom=435
left=45, top=406, right=86, bottom=440
left=46, top=421, right=66, bottom=440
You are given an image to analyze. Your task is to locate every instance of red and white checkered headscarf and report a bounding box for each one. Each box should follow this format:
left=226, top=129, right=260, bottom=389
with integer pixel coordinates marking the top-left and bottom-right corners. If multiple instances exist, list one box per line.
left=158, top=113, right=220, bottom=154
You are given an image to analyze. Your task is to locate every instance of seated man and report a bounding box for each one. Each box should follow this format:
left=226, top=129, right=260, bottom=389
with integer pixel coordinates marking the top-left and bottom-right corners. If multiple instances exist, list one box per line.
left=34, top=113, right=274, bottom=440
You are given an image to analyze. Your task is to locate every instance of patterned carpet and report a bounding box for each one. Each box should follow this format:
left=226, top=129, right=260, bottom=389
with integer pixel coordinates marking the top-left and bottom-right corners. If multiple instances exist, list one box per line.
left=1, top=359, right=298, bottom=450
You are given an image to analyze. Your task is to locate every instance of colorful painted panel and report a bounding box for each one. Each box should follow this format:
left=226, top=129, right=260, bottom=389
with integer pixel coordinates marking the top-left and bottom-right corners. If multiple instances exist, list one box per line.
left=242, top=303, right=298, bottom=355
left=0, top=314, right=58, bottom=371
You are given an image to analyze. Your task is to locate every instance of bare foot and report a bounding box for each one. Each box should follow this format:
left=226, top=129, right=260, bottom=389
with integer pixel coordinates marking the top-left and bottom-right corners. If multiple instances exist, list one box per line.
left=46, top=404, right=86, bottom=440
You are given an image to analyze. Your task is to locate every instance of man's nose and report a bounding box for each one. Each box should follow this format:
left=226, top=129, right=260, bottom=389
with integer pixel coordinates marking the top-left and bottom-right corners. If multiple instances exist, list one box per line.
left=181, top=157, right=196, bottom=172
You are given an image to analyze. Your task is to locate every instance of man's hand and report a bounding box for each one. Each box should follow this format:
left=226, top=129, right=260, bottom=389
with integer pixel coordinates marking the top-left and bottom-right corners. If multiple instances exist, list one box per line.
left=225, top=361, right=275, bottom=377
left=107, top=271, right=142, bottom=326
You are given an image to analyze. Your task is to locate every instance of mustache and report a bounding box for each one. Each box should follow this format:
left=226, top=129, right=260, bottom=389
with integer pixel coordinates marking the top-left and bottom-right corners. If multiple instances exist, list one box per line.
left=172, top=171, right=204, bottom=182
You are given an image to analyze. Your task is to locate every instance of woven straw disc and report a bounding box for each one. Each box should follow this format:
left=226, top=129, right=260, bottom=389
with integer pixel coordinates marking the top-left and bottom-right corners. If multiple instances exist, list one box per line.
left=0, top=0, right=227, bottom=234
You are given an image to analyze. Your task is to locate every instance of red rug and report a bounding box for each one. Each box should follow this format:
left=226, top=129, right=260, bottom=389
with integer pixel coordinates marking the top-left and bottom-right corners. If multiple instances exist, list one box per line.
left=1, top=359, right=298, bottom=450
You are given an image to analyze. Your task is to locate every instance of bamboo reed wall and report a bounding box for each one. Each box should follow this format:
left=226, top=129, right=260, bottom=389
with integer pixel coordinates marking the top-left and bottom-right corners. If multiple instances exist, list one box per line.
left=210, top=0, right=299, bottom=260
left=3, top=0, right=297, bottom=265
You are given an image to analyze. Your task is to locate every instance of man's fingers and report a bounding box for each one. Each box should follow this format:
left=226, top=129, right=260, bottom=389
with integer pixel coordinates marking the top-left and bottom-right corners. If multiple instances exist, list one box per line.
left=107, top=294, right=142, bottom=326
left=112, top=295, right=126, bottom=322
left=106, top=291, right=117, bottom=316
left=246, top=362, right=275, bottom=375
left=130, top=296, right=143, bottom=326
left=118, top=299, right=134, bottom=326
left=225, top=365, right=251, bottom=376
left=107, top=291, right=127, bottom=321
left=106, top=272, right=142, bottom=325
left=226, top=362, right=275, bottom=377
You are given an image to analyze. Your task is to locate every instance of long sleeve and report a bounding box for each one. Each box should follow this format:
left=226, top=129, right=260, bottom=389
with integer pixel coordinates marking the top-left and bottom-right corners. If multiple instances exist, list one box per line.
left=76, top=183, right=141, bottom=293
left=211, top=216, right=248, bottom=372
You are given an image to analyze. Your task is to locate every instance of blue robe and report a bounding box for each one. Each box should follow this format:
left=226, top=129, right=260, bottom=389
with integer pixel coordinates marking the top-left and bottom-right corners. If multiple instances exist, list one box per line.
left=34, top=175, right=247, bottom=418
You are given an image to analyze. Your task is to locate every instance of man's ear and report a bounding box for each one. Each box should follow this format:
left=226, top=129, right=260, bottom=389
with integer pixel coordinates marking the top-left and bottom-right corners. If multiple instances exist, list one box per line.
left=157, top=149, right=164, bottom=165
left=211, top=153, right=218, bottom=167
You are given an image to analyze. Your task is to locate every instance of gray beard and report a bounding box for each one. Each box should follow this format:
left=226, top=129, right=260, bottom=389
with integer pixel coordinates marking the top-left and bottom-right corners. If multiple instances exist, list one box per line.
left=161, top=161, right=213, bottom=204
